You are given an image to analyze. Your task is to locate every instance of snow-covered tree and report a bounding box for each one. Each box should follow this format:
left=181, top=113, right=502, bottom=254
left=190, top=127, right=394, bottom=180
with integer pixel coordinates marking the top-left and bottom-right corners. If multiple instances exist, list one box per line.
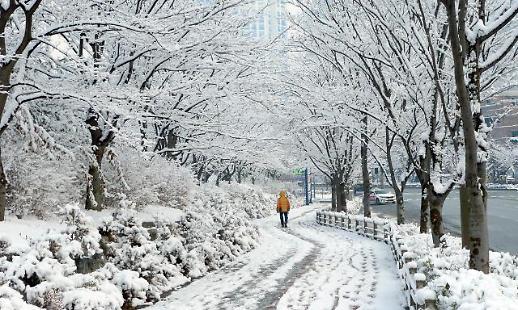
left=438, top=0, right=517, bottom=272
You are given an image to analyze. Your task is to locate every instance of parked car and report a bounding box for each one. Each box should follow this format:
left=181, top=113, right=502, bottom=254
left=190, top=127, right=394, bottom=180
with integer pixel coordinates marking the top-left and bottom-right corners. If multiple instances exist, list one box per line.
left=369, top=188, right=396, bottom=205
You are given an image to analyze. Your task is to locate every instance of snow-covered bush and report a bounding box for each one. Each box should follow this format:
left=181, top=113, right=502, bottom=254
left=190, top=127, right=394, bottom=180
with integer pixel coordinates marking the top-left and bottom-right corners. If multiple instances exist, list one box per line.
left=218, top=183, right=277, bottom=218
left=0, top=180, right=275, bottom=309
left=170, top=208, right=259, bottom=277
left=112, top=270, right=149, bottom=309
left=99, top=210, right=184, bottom=304
left=5, top=152, right=81, bottom=219
left=393, top=223, right=518, bottom=309
left=0, top=205, right=123, bottom=310
left=0, top=284, right=42, bottom=310
left=2, top=105, right=86, bottom=220
left=104, top=148, right=196, bottom=209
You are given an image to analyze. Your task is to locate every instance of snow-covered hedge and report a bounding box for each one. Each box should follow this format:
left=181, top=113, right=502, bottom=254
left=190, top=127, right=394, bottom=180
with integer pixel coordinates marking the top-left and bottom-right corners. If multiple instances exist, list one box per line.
left=0, top=206, right=124, bottom=310
left=0, top=183, right=276, bottom=309
left=393, top=223, right=518, bottom=309
left=104, top=150, right=197, bottom=210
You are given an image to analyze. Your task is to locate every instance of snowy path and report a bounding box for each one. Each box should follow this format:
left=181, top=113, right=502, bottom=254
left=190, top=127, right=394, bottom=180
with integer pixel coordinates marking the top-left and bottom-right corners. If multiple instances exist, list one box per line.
left=149, top=205, right=404, bottom=310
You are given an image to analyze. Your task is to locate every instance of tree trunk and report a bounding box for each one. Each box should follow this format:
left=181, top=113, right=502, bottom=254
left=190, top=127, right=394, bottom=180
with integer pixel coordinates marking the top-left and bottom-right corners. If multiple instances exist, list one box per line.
left=203, top=172, right=211, bottom=183
left=0, top=146, right=6, bottom=221
left=428, top=188, right=445, bottom=247
left=419, top=182, right=429, bottom=233
left=335, top=181, right=341, bottom=211
left=86, top=147, right=106, bottom=211
left=331, top=177, right=337, bottom=211
left=196, top=165, right=204, bottom=182
left=467, top=161, right=489, bottom=271
left=460, top=186, right=470, bottom=247
left=237, top=169, right=242, bottom=184
left=395, top=190, right=404, bottom=225
left=443, top=0, right=489, bottom=273
left=337, top=182, right=347, bottom=212
left=361, top=116, right=371, bottom=217
left=385, top=128, right=404, bottom=224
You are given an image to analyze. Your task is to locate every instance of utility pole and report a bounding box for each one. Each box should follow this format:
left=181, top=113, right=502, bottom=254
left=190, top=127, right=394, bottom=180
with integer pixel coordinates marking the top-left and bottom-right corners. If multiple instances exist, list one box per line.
left=305, top=168, right=310, bottom=205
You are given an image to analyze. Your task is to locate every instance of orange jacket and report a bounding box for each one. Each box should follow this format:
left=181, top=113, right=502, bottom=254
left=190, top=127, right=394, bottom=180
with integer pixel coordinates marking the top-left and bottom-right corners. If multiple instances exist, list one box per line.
left=277, top=192, right=290, bottom=212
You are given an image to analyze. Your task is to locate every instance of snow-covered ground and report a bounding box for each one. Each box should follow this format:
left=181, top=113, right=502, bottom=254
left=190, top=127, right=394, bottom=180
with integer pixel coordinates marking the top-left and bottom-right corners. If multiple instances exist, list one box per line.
left=0, top=205, right=184, bottom=249
left=150, top=204, right=404, bottom=310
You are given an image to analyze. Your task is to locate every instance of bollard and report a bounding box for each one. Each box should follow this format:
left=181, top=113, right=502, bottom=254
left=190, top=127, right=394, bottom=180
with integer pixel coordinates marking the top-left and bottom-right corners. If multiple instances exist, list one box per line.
left=415, top=273, right=426, bottom=289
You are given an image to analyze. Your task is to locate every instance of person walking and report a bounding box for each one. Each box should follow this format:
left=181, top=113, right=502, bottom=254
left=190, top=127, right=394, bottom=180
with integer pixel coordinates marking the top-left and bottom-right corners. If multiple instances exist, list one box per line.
left=277, top=191, right=291, bottom=228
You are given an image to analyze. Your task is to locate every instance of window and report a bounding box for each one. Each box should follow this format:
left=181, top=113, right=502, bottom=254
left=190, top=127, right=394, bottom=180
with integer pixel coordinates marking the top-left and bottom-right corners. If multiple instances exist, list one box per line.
left=277, top=10, right=287, bottom=32
left=256, top=16, right=265, bottom=37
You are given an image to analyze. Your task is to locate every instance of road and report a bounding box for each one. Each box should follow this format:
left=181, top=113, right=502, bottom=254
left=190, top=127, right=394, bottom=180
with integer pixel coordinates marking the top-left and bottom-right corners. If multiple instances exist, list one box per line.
left=149, top=204, right=403, bottom=310
left=366, top=188, right=518, bottom=255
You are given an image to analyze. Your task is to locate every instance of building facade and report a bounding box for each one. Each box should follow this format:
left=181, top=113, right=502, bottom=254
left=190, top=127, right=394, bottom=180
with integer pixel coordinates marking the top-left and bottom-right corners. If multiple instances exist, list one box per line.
left=482, top=90, right=518, bottom=143
left=246, top=0, right=289, bottom=40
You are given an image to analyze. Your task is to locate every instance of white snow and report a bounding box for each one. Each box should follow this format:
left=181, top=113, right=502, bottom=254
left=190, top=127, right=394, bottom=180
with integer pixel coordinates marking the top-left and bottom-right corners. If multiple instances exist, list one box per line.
left=0, top=216, right=65, bottom=249
left=150, top=204, right=404, bottom=309
left=392, top=223, right=518, bottom=309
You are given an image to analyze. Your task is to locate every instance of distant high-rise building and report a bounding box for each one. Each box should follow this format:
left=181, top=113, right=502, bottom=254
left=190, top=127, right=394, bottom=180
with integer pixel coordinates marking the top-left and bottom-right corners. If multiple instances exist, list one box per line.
left=247, top=0, right=289, bottom=40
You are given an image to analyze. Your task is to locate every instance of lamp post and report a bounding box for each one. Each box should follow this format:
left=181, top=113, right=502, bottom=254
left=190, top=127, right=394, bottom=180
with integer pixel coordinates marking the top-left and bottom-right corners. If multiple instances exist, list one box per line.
left=305, top=168, right=310, bottom=205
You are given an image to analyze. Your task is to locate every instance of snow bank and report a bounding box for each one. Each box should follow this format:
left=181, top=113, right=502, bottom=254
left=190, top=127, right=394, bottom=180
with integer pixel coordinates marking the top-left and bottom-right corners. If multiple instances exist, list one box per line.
left=392, top=223, right=518, bottom=309
left=317, top=210, right=518, bottom=309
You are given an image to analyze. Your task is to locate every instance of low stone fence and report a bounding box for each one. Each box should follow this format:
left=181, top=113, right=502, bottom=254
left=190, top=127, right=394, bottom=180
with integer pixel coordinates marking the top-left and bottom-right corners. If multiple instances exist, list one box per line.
left=316, top=210, right=437, bottom=310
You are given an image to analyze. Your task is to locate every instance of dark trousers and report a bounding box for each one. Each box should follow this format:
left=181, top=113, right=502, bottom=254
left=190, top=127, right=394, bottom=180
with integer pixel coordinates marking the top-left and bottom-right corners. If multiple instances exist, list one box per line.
left=279, top=212, right=288, bottom=227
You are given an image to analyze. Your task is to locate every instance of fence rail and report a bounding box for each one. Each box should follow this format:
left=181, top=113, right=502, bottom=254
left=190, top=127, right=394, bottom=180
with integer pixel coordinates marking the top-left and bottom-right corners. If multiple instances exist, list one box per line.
left=316, top=210, right=437, bottom=310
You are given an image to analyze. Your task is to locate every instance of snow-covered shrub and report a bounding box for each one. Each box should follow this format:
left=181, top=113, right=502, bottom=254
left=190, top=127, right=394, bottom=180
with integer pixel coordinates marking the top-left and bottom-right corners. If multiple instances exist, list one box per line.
left=392, top=223, right=518, bottom=309
left=218, top=183, right=277, bottom=218
left=54, top=269, right=124, bottom=310
left=104, top=148, right=195, bottom=209
left=5, top=152, right=81, bottom=219
left=166, top=183, right=265, bottom=278
left=0, top=234, right=124, bottom=309
left=0, top=177, right=275, bottom=309
left=0, top=206, right=124, bottom=310
left=2, top=107, right=86, bottom=220
left=173, top=212, right=258, bottom=277
left=0, top=284, right=42, bottom=310
left=61, top=205, right=103, bottom=254
left=112, top=270, right=149, bottom=309
left=99, top=211, right=184, bottom=303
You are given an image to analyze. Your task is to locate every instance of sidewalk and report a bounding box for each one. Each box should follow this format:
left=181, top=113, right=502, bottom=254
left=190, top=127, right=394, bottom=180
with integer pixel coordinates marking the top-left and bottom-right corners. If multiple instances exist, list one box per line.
left=149, top=205, right=404, bottom=309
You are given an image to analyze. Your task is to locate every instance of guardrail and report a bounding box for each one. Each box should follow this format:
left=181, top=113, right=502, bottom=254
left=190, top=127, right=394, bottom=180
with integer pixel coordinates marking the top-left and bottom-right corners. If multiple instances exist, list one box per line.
left=316, top=210, right=437, bottom=310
